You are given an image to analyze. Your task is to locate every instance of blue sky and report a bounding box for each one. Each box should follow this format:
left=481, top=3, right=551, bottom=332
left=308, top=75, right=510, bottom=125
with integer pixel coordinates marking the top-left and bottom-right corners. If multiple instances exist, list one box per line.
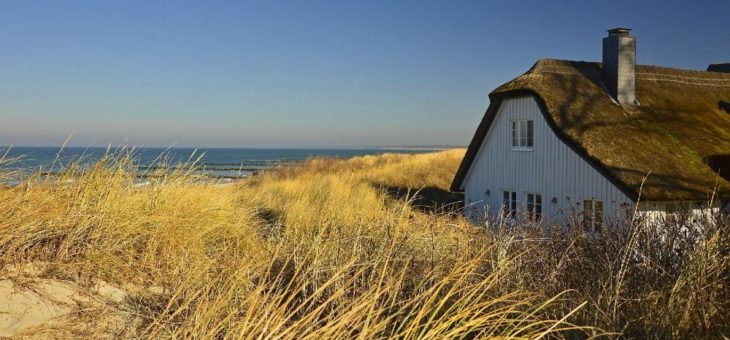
left=1, top=1, right=728, bottom=147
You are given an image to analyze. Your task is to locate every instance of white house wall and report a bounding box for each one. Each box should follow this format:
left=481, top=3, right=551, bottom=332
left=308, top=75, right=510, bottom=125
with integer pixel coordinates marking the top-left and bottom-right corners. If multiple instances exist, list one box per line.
left=462, top=95, right=633, bottom=223
left=638, top=201, right=718, bottom=225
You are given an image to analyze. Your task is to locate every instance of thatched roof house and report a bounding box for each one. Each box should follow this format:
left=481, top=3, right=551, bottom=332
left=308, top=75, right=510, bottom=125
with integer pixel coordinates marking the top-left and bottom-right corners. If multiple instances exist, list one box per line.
left=452, top=28, right=730, bottom=222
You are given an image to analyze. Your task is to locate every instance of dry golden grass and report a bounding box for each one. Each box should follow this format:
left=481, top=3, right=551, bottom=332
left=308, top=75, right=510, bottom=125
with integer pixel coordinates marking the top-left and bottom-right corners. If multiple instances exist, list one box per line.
left=0, top=147, right=727, bottom=338
left=0, top=148, right=589, bottom=338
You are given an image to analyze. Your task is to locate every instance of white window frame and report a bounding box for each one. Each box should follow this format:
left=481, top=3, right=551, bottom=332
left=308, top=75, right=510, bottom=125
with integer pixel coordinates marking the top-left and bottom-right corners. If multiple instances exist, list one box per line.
left=502, top=190, right=517, bottom=218
left=526, top=193, right=542, bottom=222
left=511, top=119, right=534, bottom=150
left=583, top=199, right=604, bottom=231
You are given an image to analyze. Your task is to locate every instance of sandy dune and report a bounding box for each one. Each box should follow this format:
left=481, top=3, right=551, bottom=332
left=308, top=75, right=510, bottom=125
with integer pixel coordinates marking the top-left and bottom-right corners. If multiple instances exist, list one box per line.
left=0, top=265, right=135, bottom=338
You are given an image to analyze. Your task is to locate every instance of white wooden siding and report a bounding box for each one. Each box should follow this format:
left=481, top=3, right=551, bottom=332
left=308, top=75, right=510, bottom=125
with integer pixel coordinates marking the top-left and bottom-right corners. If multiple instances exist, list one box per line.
left=638, top=201, right=718, bottom=224
left=462, top=95, right=633, bottom=223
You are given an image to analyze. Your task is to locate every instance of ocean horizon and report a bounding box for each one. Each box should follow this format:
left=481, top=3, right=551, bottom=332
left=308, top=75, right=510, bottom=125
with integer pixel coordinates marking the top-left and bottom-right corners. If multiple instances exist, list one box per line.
left=0, top=146, right=453, bottom=180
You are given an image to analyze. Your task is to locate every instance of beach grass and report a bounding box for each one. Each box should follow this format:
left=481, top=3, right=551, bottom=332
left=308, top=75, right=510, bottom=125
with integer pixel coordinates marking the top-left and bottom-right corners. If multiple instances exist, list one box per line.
left=0, top=148, right=727, bottom=338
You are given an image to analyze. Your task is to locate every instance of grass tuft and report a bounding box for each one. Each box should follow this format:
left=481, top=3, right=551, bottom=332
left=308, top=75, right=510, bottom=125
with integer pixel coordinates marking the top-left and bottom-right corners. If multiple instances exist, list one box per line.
left=0, top=148, right=727, bottom=338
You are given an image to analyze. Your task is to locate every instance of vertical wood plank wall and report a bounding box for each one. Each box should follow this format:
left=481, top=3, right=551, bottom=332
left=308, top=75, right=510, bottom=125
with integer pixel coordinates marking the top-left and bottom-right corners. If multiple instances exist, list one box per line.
left=462, top=95, right=633, bottom=223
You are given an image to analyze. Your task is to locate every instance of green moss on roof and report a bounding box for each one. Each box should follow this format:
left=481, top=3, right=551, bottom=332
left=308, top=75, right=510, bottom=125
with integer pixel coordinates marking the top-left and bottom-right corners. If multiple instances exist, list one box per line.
left=457, top=59, right=730, bottom=201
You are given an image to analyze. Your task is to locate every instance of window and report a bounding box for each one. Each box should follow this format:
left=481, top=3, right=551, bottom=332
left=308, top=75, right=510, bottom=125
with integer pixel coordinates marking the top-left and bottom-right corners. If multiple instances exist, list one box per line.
left=511, top=120, right=534, bottom=149
left=583, top=199, right=604, bottom=231
left=526, top=193, right=542, bottom=221
left=503, top=191, right=517, bottom=218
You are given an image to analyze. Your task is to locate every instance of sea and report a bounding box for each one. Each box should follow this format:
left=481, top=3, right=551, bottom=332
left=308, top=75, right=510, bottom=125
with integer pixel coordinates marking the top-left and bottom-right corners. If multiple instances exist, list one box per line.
left=0, top=146, right=444, bottom=183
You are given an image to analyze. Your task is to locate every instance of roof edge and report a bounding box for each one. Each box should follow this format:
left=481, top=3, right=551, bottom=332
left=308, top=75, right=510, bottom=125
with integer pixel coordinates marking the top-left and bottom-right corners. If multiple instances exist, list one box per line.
left=449, top=91, right=501, bottom=192
left=450, top=89, right=640, bottom=201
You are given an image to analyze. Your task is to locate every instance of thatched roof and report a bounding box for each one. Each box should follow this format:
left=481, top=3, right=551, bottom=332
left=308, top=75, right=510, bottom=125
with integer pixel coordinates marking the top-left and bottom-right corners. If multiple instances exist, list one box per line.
left=452, top=59, right=730, bottom=201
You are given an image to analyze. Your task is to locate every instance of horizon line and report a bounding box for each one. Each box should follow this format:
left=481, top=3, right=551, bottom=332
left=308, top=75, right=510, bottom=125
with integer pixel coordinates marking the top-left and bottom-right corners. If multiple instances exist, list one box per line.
left=1, top=144, right=467, bottom=150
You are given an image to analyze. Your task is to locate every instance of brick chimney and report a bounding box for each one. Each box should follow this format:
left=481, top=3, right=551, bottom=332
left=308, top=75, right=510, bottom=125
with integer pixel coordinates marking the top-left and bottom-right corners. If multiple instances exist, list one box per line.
left=602, top=28, right=636, bottom=105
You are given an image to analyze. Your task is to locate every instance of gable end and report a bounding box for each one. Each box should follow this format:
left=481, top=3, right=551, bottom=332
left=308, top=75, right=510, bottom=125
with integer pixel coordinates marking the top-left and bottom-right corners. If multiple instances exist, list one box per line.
left=451, top=90, right=639, bottom=201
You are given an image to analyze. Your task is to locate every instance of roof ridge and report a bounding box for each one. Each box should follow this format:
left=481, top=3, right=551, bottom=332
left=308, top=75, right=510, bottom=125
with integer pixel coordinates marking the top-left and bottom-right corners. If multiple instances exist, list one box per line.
left=636, top=71, right=730, bottom=81
left=532, top=58, right=730, bottom=77
left=635, top=77, right=730, bottom=87
left=636, top=64, right=730, bottom=79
